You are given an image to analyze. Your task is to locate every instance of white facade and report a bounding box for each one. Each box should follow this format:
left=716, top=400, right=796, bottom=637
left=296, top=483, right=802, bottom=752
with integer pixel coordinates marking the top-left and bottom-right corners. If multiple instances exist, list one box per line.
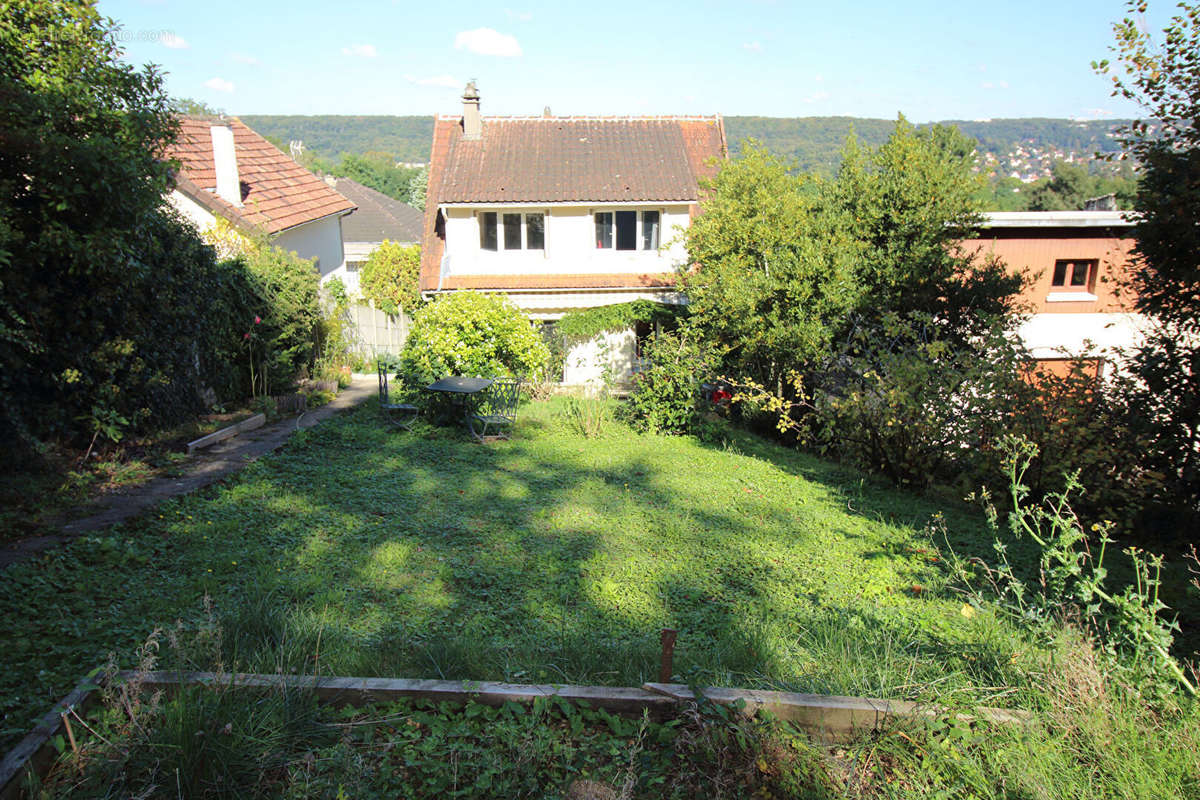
left=437, top=203, right=690, bottom=286
left=168, top=188, right=347, bottom=281
left=1018, top=312, right=1148, bottom=364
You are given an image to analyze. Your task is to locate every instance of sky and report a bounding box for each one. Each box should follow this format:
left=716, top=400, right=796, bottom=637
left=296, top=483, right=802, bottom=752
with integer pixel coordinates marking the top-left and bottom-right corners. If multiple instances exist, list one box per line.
left=99, top=0, right=1166, bottom=122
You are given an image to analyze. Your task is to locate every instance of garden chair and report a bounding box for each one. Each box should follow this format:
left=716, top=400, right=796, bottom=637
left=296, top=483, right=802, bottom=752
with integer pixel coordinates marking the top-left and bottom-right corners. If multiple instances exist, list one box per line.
left=377, top=361, right=419, bottom=430
left=469, top=377, right=523, bottom=441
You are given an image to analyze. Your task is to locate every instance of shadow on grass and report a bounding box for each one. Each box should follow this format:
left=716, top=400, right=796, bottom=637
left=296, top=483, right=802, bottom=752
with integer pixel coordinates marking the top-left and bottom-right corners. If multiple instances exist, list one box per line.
left=0, top=399, right=1036, bottom=751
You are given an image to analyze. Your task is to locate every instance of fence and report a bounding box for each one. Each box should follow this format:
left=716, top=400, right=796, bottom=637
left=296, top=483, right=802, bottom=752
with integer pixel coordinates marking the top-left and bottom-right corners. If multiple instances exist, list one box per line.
left=342, top=303, right=411, bottom=359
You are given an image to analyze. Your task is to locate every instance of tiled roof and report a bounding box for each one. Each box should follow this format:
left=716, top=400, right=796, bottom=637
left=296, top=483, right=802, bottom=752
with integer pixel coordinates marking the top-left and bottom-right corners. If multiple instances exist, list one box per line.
left=331, top=178, right=423, bottom=243
left=419, top=114, right=726, bottom=292
left=439, top=273, right=678, bottom=291
left=437, top=116, right=726, bottom=203
left=166, top=117, right=355, bottom=235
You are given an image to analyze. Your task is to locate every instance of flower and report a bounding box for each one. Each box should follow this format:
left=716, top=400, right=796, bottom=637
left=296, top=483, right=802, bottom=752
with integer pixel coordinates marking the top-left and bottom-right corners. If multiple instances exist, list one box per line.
left=243, top=332, right=251, bottom=340
left=254, top=316, right=262, bottom=324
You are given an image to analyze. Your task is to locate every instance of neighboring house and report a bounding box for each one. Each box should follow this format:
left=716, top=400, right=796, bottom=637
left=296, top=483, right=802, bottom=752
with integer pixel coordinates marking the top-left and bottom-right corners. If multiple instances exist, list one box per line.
left=324, top=176, right=423, bottom=296
left=420, top=83, right=726, bottom=384
left=964, top=211, right=1145, bottom=376
left=165, top=117, right=355, bottom=278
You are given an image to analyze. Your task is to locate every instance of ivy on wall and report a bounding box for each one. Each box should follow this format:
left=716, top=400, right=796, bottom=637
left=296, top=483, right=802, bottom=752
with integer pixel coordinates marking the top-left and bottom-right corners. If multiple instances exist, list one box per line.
left=556, top=300, right=686, bottom=344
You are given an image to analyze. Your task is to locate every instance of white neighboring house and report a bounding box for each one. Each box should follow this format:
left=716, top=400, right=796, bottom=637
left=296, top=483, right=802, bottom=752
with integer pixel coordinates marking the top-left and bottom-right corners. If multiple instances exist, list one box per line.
left=323, top=176, right=423, bottom=296
left=420, top=84, right=726, bottom=385
left=165, top=116, right=355, bottom=275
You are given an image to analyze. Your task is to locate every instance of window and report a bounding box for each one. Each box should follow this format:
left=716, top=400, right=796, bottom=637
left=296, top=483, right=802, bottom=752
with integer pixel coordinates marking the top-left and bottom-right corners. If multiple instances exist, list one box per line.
left=503, top=213, right=523, bottom=250
left=594, top=210, right=662, bottom=251
left=642, top=211, right=660, bottom=250
left=479, top=211, right=498, bottom=251
left=480, top=211, right=543, bottom=251
left=1051, top=260, right=1096, bottom=291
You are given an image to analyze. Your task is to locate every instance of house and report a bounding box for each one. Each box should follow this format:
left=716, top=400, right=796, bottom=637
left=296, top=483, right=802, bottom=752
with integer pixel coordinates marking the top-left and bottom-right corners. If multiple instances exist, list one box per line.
left=166, top=117, right=355, bottom=277
left=420, top=83, right=726, bottom=384
left=323, top=176, right=423, bottom=296
left=964, top=210, right=1146, bottom=376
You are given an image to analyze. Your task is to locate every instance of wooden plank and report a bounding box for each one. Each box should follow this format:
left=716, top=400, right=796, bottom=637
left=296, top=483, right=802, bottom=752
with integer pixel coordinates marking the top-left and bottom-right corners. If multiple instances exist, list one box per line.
left=127, top=672, right=677, bottom=717
left=4, top=671, right=1033, bottom=796
left=186, top=413, right=266, bottom=455
left=642, top=683, right=1031, bottom=740
left=0, top=677, right=99, bottom=800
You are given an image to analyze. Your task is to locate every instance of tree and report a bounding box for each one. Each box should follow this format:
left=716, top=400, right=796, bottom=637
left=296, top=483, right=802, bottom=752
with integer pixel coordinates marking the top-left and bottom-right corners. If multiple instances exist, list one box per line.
left=833, top=117, right=1021, bottom=342
left=1096, top=0, right=1200, bottom=513
left=0, top=1, right=184, bottom=450
left=360, top=241, right=421, bottom=315
left=682, top=141, right=861, bottom=388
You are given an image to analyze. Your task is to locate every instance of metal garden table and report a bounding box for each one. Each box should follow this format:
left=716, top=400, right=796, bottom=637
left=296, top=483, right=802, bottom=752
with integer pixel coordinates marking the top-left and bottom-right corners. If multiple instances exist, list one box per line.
left=424, top=376, right=494, bottom=433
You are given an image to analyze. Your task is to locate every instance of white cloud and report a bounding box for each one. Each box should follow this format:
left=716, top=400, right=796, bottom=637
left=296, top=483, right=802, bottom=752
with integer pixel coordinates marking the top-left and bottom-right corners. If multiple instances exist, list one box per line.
left=341, top=43, right=378, bottom=58
left=801, top=91, right=830, bottom=103
left=160, top=32, right=188, bottom=49
left=742, top=41, right=763, bottom=52
left=454, top=28, right=522, bottom=57
left=404, top=74, right=461, bottom=88
left=204, top=77, right=234, bottom=93
left=505, top=8, right=533, bottom=21
left=230, top=52, right=260, bottom=66
left=981, top=80, right=1010, bottom=90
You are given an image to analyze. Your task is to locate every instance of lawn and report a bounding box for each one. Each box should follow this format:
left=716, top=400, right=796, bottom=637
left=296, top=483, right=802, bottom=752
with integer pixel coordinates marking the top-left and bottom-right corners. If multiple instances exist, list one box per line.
left=0, top=397, right=1027, bottom=752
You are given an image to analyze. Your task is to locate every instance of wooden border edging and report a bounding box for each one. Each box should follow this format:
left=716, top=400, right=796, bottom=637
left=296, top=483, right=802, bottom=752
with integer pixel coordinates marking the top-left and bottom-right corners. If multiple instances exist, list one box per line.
left=0, top=676, right=99, bottom=800
left=1, top=671, right=1032, bottom=799
left=186, top=413, right=266, bottom=455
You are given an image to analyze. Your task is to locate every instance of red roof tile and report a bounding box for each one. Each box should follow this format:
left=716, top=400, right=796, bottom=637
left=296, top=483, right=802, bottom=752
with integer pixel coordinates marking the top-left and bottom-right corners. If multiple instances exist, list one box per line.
left=166, top=117, right=355, bottom=236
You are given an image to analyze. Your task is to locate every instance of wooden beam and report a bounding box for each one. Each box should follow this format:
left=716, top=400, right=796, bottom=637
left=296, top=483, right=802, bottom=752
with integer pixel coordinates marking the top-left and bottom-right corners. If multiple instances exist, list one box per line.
left=186, top=413, right=266, bottom=455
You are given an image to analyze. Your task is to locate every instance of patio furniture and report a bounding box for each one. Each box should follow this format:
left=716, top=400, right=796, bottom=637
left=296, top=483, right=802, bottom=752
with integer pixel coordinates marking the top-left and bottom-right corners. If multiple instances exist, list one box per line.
left=469, top=377, right=523, bottom=441
left=424, top=376, right=494, bottom=433
left=377, top=362, right=419, bottom=430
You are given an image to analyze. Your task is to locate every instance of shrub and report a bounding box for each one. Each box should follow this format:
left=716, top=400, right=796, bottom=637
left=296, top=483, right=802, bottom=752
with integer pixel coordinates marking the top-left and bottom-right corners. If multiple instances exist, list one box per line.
left=233, top=242, right=322, bottom=397
left=628, top=329, right=719, bottom=434
left=398, top=291, right=550, bottom=389
left=360, top=240, right=420, bottom=315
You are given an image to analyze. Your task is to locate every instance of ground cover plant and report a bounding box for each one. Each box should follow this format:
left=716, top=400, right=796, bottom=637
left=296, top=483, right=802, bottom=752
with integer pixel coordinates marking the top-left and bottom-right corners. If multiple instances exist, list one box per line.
left=2, top=398, right=1197, bottom=797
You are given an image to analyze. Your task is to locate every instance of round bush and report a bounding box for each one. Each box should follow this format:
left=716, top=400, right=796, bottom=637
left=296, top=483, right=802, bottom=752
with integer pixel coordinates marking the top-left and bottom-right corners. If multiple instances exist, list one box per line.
left=399, top=291, right=550, bottom=387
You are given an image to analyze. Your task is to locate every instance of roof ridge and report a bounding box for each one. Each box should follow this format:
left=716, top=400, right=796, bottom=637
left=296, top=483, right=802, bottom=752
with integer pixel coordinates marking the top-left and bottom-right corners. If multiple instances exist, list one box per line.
left=433, top=114, right=721, bottom=122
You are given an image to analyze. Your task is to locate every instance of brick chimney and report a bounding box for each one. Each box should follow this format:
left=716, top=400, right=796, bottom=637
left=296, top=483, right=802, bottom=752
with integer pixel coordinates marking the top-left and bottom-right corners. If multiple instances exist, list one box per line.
left=210, top=123, right=242, bottom=207
left=461, top=81, right=482, bottom=141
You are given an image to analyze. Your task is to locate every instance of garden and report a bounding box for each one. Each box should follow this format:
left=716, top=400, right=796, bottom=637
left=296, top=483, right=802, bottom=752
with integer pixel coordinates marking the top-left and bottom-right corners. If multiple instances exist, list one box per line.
left=3, top=396, right=1199, bottom=797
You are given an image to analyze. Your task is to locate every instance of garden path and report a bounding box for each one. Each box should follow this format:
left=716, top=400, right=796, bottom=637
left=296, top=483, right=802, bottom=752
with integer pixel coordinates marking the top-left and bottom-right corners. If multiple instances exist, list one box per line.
left=0, top=375, right=376, bottom=570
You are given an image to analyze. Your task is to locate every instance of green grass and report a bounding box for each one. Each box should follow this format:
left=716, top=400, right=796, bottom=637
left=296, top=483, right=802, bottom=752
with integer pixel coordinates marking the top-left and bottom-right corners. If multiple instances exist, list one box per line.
left=3, top=398, right=1198, bottom=797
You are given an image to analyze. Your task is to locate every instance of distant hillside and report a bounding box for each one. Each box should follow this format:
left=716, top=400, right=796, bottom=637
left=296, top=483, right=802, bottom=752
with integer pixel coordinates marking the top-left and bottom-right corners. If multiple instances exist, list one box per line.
left=239, top=115, right=434, bottom=163
left=724, top=116, right=1129, bottom=175
left=239, top=114, right=1130, bottom=178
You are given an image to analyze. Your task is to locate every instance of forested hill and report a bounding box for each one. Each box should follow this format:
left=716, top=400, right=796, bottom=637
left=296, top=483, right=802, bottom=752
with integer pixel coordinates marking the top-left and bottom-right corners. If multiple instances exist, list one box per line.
left=239, top=114, right=1128, bottom=172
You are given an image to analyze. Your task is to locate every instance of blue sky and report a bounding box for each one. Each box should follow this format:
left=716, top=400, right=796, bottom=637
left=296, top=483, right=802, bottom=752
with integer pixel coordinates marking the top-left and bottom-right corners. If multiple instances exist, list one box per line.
left=100, top=0, right=1163, bottom=121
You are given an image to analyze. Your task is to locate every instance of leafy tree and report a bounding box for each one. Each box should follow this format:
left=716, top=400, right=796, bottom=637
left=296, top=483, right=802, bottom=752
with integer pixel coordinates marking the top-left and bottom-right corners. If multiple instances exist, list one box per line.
left=338, top=152, right=422, bottom=204
left=1025, top=161, right=1138, bottom=210
left=682, top=141, right=861, bottom=389
left=0, top=0, right=183, bottom=450
left=171, top=97, right=222, bottom=116
left=360, top=241, right=421, bottom=315
left=834, top=118, right=1021, bottom=342
left=1097, top=0, right=1200, bottom=514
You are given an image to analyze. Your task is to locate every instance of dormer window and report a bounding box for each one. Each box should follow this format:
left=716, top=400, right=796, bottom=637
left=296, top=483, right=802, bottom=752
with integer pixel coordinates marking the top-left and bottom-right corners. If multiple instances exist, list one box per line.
left=595, top=210, right=660, bottom=251
left=480, top=211, right=544, bottom=251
